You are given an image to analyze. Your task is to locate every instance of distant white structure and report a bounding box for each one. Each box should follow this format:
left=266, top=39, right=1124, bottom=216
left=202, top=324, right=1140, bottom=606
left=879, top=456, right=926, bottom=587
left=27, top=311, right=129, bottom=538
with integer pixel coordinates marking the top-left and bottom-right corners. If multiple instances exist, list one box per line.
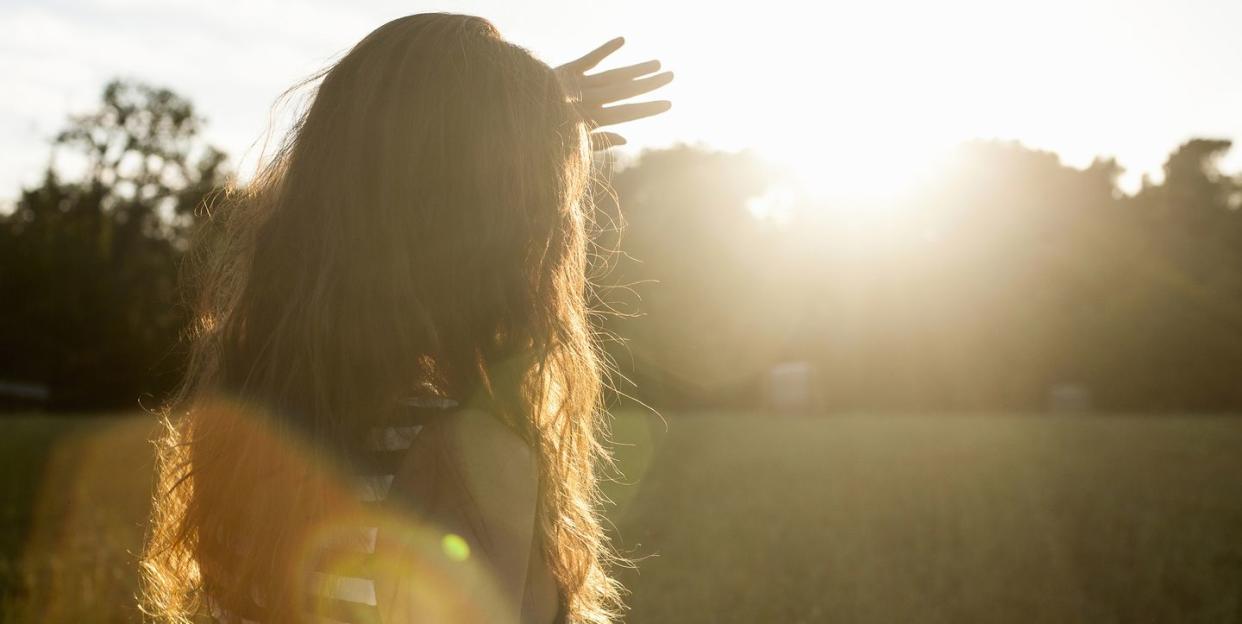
left=0, top=380, right=48, bottom=401
left=765, top=361, right=815, bottom=412
left=0, top=379, right=49, bottom=409
left=1047, top=382, right=1093, bottom=413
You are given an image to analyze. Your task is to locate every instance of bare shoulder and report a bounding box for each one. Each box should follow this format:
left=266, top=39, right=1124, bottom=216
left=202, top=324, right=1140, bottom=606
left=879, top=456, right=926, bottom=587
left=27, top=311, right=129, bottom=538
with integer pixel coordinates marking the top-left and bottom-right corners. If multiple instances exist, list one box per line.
left=445, top=408, right=536, bottom=478
left=391, top=406, right=538, bottom=511
left=376, top=407, right=541, bottom=623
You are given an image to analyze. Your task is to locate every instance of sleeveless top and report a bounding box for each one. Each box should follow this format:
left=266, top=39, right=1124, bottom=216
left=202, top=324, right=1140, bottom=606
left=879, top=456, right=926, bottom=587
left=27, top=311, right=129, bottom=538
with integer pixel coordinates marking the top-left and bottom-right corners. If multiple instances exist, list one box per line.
left=208, top=397, right=567, bottom=624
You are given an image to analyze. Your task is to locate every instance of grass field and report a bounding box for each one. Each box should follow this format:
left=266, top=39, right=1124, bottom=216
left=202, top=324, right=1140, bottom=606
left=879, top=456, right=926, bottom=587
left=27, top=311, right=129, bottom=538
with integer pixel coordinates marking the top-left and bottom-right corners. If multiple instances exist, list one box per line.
left=2, top=412, right=1241, bottom=622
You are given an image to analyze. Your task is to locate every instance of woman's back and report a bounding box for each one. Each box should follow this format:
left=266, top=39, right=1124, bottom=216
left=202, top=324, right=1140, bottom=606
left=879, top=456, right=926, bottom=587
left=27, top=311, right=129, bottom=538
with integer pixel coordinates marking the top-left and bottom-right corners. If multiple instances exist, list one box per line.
left=206, top=396, right=562, bottom=624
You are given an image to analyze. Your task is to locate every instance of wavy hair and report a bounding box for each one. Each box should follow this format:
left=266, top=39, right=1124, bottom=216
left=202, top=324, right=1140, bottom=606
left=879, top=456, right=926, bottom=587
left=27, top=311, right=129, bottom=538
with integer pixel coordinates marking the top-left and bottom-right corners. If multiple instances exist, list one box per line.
left=141, top=13, right=621, bottom=623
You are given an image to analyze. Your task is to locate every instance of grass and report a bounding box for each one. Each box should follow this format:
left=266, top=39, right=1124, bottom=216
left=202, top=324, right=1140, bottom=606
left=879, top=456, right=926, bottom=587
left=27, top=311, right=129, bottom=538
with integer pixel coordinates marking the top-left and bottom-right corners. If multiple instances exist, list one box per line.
left=3, top=412, right=1242, bottom=622
left=0, top=416, right=157, bottom=623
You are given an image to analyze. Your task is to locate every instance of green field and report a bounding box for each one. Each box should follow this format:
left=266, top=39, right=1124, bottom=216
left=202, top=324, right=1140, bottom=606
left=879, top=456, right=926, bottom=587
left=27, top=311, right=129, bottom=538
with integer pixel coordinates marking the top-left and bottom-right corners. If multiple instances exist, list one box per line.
left=3, top=413, right=1242, bottom=622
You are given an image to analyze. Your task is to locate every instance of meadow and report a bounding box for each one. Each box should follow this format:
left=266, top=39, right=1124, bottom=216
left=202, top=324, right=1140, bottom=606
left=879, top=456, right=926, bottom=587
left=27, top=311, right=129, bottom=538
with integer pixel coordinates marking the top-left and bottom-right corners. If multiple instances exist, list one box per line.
left=2, top=412, right=1241, bottom=623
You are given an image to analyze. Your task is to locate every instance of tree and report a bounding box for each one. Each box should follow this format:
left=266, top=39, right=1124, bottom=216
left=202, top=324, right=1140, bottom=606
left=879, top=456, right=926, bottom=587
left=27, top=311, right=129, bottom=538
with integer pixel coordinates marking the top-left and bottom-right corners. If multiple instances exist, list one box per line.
left=0, top=80, right=229, bottom=411
left=602, top=139, right=1242, bottom=412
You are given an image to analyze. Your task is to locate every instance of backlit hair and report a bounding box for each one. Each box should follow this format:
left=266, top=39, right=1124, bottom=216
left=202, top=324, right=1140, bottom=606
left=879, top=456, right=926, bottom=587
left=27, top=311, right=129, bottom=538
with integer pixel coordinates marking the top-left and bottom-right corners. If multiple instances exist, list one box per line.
left=142, top=13, right=621, bottom=623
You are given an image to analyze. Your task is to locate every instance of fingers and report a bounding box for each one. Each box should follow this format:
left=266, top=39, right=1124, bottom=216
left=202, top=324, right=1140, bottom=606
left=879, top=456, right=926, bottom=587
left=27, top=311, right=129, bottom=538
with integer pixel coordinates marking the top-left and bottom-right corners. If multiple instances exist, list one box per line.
left=590, top=132, right=628, bottom=151
left=560, top=40, right=674, bottom=132
left=593, top=100, right=672, bottom=127
left=586, top=71, right=674, bottom=106
left=558, top=37, right=625, bottom=73
left=584, top=60, right=662, bottom=86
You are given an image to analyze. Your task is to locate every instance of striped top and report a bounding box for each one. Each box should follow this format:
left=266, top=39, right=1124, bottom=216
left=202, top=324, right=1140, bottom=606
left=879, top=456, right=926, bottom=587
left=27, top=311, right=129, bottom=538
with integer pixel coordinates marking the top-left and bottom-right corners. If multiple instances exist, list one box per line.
left=209, top=396, right=462, bottom=624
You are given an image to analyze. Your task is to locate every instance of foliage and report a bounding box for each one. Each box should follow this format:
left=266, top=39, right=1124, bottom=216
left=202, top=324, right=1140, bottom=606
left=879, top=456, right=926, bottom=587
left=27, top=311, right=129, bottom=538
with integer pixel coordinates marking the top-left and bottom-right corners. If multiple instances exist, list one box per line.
left=602, top=139, right=1242, bottom=411
left=0, top=80, right=228, bottom=410
left=3, top=79, right=1241, bottom=412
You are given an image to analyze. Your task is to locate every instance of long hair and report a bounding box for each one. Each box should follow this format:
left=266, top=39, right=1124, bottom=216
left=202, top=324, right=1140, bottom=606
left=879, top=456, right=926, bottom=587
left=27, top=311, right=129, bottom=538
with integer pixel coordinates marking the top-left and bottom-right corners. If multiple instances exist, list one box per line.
left=141, top=13, right=621, bottom=623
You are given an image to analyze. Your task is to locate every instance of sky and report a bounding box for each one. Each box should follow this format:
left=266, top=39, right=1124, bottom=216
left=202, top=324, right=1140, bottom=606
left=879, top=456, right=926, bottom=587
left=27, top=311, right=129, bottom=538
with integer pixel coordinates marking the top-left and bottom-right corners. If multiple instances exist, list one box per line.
left=3, top=0, right=1241, bottom=202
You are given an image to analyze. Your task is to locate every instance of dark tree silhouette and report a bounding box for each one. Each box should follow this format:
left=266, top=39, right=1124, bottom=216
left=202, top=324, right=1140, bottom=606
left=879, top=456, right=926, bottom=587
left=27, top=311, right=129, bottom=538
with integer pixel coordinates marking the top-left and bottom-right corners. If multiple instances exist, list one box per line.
left=0, top=80, right=229, bottom=411
left=4, top=81, right=1241, bottom=414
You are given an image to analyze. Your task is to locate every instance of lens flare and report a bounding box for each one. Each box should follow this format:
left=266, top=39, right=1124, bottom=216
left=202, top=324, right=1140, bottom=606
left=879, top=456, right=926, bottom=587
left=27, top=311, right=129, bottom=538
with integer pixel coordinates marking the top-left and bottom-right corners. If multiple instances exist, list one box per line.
left=441, top=533, right=471, bottom=562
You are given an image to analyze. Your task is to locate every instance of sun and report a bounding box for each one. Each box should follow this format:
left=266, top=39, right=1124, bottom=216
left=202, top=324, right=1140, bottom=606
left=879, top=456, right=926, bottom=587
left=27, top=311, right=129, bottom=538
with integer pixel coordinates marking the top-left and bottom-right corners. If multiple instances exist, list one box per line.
left=765, top=138, right=946, bottom=204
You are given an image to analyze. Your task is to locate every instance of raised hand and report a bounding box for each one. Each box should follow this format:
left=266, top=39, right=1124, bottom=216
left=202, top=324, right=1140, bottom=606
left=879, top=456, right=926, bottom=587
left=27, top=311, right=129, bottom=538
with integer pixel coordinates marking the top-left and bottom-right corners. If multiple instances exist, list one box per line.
left=555, top=37, right=674, bottom=151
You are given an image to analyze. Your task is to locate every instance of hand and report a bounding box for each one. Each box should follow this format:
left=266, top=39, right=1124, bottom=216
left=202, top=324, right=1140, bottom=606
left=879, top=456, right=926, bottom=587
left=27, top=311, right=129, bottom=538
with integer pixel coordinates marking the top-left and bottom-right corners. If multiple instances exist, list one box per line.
left=555, top=37, right=674, bottom=151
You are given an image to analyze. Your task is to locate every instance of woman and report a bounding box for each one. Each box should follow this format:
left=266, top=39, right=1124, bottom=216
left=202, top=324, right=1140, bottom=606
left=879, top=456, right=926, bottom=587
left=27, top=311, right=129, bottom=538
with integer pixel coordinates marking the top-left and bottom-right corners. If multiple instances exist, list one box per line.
left=141, top=13, right=671, bottom=624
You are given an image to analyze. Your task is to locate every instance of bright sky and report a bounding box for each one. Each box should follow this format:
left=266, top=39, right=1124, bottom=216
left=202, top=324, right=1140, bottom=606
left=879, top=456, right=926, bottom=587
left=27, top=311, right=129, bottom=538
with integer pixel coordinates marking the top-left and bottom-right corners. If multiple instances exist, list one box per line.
left=3, top=0, right=1241, bottom=202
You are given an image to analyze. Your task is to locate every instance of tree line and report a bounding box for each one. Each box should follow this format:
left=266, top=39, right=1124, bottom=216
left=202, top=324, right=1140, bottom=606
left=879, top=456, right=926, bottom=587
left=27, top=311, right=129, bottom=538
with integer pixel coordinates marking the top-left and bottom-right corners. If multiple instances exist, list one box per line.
left=599, top=140, right=1242, bottom=412
left=2, top=81, right=1239, bottom=413
left=0, top=81, right=226, bottom=410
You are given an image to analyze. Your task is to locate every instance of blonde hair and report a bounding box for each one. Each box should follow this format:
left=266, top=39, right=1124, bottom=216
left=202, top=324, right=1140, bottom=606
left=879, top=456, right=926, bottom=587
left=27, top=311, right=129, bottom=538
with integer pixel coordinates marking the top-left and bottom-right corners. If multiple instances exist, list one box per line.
left=142, top=13, right=622, bottom=623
